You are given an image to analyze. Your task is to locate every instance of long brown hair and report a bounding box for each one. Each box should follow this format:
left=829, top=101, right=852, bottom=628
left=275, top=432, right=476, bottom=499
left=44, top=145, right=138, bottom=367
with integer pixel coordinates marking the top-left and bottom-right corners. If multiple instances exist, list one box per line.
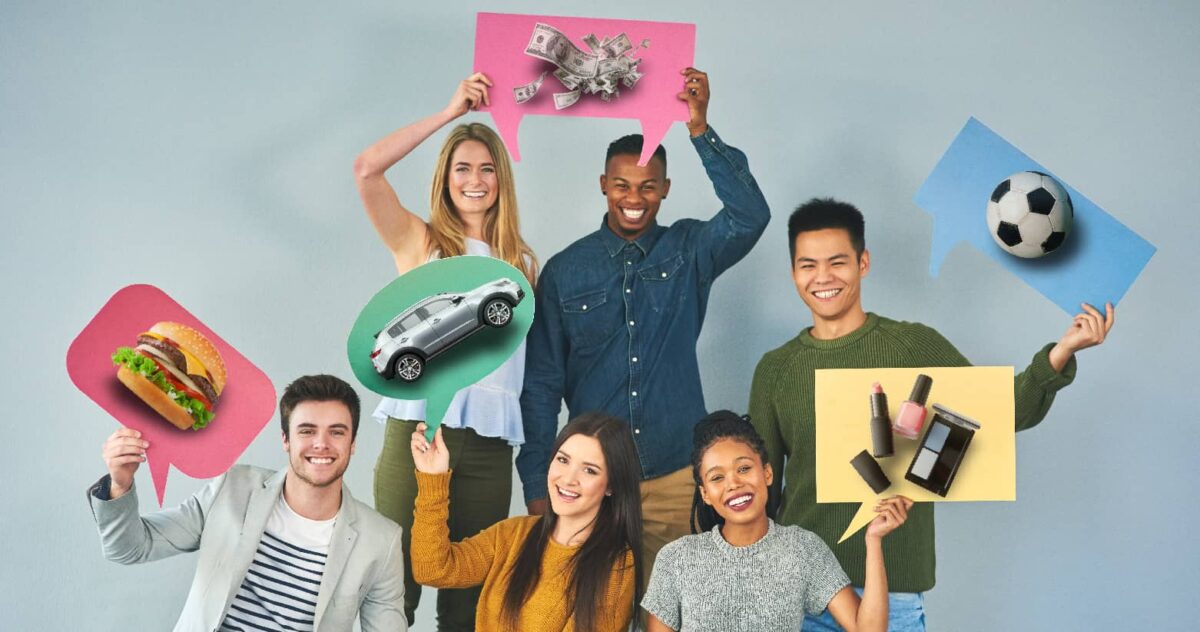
left=500, top=413, right=643, bottom=631
left=427, top=123, right=538, bottom=285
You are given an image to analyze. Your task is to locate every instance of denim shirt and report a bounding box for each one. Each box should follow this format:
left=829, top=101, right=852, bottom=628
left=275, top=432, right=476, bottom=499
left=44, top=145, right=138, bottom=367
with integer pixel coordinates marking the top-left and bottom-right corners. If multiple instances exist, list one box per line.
left=517, top=127, right=771, bottom=502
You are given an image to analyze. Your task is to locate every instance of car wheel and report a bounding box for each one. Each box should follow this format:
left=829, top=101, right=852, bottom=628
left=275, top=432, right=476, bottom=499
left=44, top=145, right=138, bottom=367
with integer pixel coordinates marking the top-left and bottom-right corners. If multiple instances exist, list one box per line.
left=483, top=298, right=513, bottom=328
left=395, top=353, right=424, bottom=382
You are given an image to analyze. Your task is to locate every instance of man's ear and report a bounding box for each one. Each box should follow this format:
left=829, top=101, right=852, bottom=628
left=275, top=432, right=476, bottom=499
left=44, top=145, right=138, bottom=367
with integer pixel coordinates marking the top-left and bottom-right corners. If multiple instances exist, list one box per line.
left=281, top=432, right=289, bottom=452
left=662, top=177, right=671, bottom=199
left=599, top=174, right=607, bottom=195
left=860, top=248, right=871, bottom=277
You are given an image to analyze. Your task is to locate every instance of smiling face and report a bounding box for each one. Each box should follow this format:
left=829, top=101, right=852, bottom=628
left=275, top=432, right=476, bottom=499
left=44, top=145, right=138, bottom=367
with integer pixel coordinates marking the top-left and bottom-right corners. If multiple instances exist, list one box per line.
left=446, top=139, right=499, bottom=219
left=600, top=153, right=670, bottom=241
left=699, top=438, right=773, bottom=529
left=792, top=228, right=870, bottom=334
left=282, top=400, right=356, bottom=489
left=547, top=434, right=610, bottom=523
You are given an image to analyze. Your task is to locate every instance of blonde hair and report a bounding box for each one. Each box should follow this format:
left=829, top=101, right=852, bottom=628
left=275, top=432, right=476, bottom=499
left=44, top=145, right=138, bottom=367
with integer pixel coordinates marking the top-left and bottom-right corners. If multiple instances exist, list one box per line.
left=427, top=123, right=538, bottom=285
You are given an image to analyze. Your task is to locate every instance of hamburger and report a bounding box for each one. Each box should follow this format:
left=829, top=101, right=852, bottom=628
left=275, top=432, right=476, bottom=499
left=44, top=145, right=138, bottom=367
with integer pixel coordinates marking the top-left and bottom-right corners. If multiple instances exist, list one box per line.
left=111, top=322, right=227, bottom=430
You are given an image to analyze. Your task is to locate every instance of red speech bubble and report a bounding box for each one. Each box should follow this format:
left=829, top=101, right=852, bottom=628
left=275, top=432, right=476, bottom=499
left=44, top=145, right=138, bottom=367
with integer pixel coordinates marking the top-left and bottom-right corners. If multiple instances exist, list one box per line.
left=474, top=12, right=696, bottom=166
left=67, top=285, right=276, bottom=506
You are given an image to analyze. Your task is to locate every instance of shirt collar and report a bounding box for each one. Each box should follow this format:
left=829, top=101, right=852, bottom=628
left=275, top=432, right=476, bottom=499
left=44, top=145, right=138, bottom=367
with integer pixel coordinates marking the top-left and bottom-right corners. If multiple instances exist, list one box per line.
left=595, top=214, right=665, bottom=258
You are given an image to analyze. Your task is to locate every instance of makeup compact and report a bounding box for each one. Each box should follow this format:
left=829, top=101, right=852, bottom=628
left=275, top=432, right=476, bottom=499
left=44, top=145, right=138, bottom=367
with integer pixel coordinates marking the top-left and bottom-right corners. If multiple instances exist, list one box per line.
left=903, top=404, right=980, bottom=497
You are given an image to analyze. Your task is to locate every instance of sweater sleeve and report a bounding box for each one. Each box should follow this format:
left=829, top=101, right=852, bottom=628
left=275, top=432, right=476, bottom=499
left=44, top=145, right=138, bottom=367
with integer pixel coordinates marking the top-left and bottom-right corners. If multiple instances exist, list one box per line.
left=1013, top=342, right=1077, bottom=432
left=410, top=470, right=506, bottom=588
left=749, top=353, right=786, bottom=512
left=906, top=324, right=1076, bottom=432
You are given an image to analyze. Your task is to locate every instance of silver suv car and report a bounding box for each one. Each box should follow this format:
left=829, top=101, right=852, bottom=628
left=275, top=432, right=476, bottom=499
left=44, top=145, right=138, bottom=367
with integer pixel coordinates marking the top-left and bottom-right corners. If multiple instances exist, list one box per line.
left=370, top=278, right=525, bottom=382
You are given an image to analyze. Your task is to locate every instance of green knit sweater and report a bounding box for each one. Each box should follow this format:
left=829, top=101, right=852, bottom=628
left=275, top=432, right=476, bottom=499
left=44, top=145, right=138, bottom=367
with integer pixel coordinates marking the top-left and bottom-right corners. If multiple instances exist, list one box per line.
left=748, top=313, right=1077, bottom=593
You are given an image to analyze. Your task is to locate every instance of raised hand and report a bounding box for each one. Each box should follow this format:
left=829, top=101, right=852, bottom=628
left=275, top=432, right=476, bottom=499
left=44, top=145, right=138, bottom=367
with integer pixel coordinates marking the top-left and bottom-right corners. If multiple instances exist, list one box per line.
left=865, top=496, right=913, bottom=540
left=410, top=422, right=450, bottom=474
left=444, top=72, right=493, bottom=119
left=1049, top=302, right=1115, bottom=371
left=677, top=67, right=710, bottom=137
left=102, top=427, right=148, bottom=499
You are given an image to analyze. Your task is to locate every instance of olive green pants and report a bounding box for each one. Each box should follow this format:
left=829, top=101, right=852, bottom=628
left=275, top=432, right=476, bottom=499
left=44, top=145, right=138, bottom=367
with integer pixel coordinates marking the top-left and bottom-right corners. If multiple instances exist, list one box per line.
left=373, top=418, right=514, bottom=631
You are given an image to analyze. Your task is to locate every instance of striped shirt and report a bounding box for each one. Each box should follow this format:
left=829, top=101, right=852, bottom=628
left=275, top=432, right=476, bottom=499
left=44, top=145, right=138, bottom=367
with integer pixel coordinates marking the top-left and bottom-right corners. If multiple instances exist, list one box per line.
left=220, top=495, right=337, bottom=631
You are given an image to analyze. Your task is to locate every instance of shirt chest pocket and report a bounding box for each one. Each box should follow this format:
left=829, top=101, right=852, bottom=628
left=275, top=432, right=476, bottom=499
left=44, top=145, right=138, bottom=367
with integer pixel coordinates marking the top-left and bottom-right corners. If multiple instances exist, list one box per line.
left=636, top=254, right=686, bottom=314
left=561, top=288, right=619, bottom=351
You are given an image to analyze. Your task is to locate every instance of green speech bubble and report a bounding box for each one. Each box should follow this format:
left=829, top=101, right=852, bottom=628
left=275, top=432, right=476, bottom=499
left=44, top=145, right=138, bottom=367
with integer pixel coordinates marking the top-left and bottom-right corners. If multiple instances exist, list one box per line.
left=347, top=256, right=534, bottom=439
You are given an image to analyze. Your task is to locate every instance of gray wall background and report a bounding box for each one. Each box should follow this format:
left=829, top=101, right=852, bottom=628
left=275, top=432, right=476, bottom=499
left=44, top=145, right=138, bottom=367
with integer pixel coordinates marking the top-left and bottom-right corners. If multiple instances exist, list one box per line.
left=3, top=1, right=1197, bottom=630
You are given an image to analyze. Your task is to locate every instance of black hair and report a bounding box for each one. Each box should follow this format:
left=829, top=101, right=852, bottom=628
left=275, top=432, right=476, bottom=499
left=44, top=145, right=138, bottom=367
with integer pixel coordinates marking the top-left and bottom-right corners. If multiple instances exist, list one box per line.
left=787, top=197, right=866, bottom=261
left=501, top=413, right=644, bottom=631
left=689, top=410, right=778, bottom=533
left=279, top=374, right=361, bottom=440
left=605, top=134, right=667, bottom=172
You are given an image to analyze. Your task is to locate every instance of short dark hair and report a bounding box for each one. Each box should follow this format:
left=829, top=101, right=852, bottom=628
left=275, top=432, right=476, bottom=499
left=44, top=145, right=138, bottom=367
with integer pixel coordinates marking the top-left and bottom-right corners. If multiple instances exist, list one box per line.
left=605, top=134, right=667, bottom=172
left=279, top=374, right=361, bottom=440
left=787, top=197, right=866, bottom=261
left=689, top=410, right=777, bottom=533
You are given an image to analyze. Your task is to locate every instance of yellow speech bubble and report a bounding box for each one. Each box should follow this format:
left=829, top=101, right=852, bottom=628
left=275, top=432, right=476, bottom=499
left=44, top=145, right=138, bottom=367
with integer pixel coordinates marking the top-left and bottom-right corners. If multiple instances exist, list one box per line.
left=815, top=367, right=1016, bottom=543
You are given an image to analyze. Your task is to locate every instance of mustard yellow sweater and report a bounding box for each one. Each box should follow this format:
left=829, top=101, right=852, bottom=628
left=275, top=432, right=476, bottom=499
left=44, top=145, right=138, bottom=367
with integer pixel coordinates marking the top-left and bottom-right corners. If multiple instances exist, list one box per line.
left=410, top=470, right=635, bottom=632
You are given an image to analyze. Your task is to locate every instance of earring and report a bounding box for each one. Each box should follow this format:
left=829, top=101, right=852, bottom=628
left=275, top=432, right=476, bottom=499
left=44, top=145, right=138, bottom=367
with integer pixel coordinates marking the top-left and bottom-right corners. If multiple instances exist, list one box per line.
left=604, top=491, right=612, bottom=496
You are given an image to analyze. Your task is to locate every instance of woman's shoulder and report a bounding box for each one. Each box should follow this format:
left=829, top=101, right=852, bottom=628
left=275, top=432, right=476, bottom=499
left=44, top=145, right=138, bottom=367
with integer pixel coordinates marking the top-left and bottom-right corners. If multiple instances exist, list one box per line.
left=657, top=530, right=716, bottom=560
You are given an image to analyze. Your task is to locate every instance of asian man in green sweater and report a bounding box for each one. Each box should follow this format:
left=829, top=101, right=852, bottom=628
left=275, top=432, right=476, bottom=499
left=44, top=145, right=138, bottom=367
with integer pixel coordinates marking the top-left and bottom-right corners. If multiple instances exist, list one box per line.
left=749, top=198, right=1115, bottom=632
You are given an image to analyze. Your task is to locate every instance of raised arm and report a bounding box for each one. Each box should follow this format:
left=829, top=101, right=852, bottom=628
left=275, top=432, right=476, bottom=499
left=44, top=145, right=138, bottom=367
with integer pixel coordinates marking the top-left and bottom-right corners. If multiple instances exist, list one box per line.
left=353, top=73, right=493, bottom=275
left=677, top=68, right=771, bottom=281
left=408, top=424, right=505, bottom=588
left=87, top=428, right=222, bottom=564
left=826, top=497, right=912, bottom=632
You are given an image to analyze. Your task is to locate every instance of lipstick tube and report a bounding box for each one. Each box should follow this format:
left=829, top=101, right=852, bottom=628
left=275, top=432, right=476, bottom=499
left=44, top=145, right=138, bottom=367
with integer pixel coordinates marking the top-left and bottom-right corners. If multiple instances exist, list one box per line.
left=892, top=374, right=932, bottom=439
left=869, top=382, right=894, bottom=457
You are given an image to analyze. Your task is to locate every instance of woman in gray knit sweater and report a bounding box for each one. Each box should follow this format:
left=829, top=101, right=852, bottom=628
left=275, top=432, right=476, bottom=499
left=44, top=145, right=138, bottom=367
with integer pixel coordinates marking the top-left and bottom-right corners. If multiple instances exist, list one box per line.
left=642, top=411, right=910, bottom=632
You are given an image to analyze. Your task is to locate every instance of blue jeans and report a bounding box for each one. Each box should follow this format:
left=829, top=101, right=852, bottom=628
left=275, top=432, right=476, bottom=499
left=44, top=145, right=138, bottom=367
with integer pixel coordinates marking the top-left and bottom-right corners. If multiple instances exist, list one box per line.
left=802, top=589, right=925, bottom=632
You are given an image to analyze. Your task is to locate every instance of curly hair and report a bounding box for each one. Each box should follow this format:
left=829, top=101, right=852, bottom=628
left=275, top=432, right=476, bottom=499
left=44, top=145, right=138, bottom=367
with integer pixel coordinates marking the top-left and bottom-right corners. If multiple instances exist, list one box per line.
left=689, top=410, right=778, bottom=533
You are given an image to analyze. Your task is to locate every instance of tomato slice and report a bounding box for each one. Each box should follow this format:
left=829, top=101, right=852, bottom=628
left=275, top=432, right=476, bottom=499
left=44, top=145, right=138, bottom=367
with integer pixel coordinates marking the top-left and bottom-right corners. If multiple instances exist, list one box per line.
left=136, top=350, right=213, bottom=410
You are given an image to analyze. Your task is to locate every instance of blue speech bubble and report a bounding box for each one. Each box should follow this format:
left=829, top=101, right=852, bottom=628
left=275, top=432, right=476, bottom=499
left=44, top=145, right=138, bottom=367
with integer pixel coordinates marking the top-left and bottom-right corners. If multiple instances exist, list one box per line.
left=915, top=117, right=1156, bottom=313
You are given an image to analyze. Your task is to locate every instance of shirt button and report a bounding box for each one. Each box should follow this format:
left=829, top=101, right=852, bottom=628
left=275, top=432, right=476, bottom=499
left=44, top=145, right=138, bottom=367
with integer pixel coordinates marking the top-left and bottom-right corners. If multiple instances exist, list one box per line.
left=634, top=429, right=640, bottom=434
left=661, top=272, right=667, bottom=278
left=632, top=357, right=638, bottom=362
left=582, top=305, right=587, bottom=310
left=626, top=260, right=632, bottom=265
left=625, top=288, right=631, bottom=294
left=629, top=320, right=635, bottom=326
left=632, top=391, right=638, bottom=397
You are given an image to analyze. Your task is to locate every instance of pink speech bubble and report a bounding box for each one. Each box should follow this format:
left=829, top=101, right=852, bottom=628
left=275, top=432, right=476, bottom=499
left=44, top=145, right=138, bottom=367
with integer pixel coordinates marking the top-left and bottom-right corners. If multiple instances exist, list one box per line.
left=67, top=285, right=276, bottom=506
left=474, top=12, right=696, bottom=166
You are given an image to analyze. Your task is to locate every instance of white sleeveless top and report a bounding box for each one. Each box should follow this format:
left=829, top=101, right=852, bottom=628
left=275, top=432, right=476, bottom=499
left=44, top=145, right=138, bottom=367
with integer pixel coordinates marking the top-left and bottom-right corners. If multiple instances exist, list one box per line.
left=372, top=237, right=528, bottom=446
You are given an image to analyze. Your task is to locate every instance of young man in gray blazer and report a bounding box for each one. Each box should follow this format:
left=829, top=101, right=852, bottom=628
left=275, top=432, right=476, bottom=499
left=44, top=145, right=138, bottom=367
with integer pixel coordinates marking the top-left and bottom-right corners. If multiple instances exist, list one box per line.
left=87, top=374, right=406, bottom=632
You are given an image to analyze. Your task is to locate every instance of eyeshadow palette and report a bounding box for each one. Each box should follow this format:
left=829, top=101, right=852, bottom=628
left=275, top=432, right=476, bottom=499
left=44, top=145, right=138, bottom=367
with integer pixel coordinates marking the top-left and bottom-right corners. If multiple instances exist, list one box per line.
left=903, top=404, right=981, bottom=497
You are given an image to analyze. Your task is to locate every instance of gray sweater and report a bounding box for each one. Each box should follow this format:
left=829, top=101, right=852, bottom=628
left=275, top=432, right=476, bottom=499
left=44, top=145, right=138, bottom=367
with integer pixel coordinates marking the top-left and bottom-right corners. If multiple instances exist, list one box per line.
left=642, top=520, right=850, bottom=631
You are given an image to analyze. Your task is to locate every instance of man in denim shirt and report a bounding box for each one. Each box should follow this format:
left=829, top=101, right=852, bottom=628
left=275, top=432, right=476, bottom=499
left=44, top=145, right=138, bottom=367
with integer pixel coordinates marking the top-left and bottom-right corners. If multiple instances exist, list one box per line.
left=518, top=67, right=771, bottom=582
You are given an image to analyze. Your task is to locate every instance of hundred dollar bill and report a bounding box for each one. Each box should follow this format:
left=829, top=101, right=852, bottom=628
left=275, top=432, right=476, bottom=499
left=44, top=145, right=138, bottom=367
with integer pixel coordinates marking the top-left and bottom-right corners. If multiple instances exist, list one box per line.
left=602, top=33, right=632, bottom=59
left=513, top=71, right=548, bottom=104
left=553, top=89, right=582, bottom=110
left=582, top=33, right=602, bottom=53
left=525, top=23, right=599, bottom=77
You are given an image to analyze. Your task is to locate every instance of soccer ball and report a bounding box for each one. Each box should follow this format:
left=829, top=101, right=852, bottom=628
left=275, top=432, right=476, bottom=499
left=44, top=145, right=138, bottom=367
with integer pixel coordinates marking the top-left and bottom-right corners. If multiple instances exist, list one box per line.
left=986, top=171, right=1073, bottom=258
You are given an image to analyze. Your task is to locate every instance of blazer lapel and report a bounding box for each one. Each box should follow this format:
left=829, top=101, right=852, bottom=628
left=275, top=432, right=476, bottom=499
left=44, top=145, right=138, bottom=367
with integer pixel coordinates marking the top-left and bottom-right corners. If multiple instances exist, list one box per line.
left=313, top=482, right=359, bottom=631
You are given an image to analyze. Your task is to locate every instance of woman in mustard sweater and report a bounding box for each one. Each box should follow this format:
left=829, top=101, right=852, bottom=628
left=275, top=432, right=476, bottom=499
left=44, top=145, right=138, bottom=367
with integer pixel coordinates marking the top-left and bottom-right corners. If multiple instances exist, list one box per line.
left=409, top=413, right=643, bottom=631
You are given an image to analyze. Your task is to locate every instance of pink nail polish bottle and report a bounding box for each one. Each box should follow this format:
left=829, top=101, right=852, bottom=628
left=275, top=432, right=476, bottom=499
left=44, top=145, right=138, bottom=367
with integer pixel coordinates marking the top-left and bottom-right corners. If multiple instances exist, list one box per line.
left=892, top=374, right=932, bottom=439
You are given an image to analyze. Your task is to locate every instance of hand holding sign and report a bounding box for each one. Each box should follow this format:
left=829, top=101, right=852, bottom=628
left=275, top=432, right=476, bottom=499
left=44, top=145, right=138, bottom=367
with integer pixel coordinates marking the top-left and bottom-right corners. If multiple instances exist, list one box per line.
left=474, top=12, right=697, bottom=166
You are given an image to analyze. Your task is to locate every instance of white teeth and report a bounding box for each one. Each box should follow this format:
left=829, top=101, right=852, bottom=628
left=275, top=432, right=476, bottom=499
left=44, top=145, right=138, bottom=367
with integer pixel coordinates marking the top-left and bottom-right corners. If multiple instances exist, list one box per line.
left=462, top=191, right=487, bottom=199
left=728, top=495, right=752, bottom=507
left=307, top=457, right=333, bottom=465
left=814, top=289, right=842, bottom=299
left=621, top=207, right=645, bottom=220
left=556, top=486, right=580, bottom=498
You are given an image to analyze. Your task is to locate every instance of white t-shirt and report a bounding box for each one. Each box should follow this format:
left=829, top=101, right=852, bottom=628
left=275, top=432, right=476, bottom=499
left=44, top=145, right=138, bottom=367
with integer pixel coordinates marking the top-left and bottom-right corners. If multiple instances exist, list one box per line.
left=219, top=495, right=337, bottom=631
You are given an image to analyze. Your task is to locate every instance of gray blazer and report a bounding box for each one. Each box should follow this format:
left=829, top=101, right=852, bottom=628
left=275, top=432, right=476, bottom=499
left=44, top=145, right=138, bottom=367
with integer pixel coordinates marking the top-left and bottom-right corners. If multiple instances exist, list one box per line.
left=87, top=465, right=406, bottom=631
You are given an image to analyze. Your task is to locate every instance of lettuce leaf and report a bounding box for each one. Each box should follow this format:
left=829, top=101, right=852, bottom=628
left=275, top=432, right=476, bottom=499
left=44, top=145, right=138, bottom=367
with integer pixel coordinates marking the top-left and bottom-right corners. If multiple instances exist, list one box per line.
left=112, top=347, right=214, bottom=430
